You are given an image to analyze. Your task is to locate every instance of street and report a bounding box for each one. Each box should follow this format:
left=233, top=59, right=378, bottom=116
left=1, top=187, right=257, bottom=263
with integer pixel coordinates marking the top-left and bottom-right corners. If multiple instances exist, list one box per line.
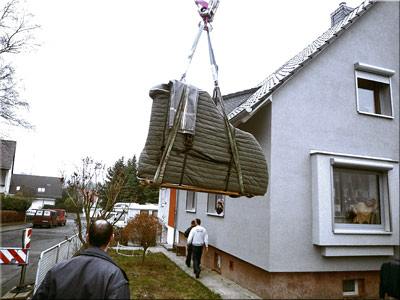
left=0, top=217, right=77, bottom=296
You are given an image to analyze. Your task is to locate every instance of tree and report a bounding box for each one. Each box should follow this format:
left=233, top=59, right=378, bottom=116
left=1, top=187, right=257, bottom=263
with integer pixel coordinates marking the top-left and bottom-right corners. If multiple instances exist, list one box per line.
left=65, top=157, right=128, bottom=245
left=122, top=213, right=160, bottom=262
left=0, top=0, right=39, bottom=128
left=99, top=155, right=159, bottom=205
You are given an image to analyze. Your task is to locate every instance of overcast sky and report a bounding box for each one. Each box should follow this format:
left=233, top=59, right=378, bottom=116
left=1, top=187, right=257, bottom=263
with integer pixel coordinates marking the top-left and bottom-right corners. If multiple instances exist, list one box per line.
left=1, top=0, right=364, bottom=177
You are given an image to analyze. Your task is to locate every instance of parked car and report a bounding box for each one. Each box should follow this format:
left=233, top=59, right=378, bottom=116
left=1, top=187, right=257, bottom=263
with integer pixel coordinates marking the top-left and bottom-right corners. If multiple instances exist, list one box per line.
left=33, top=209, right=58, bottom=228
left=53, top=208, right=67, bottom=226
left=25, top=209, right=37, bottom=222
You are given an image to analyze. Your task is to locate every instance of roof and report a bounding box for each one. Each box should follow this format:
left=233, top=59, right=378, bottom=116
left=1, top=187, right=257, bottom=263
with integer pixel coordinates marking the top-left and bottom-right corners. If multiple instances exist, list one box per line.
left=222, top=87, right=259, bottom=115
left=227, top=0, right=375, bottom=121
left=0, top=140, right=17, bottom=170
left=10, top=174, right=63, bottom=199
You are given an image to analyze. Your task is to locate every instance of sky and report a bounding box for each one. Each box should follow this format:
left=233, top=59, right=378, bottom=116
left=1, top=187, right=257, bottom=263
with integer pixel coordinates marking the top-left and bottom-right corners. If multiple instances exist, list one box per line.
left=0, top=0, right=364, bottom=177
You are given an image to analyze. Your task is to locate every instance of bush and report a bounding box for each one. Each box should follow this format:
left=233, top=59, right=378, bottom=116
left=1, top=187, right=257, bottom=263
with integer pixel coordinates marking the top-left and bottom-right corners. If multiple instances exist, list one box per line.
left=0, top=210, right=25, bottom=223
left=0, top=194, right=32, bottom=211
left=122, top=214, right=160, bottom=262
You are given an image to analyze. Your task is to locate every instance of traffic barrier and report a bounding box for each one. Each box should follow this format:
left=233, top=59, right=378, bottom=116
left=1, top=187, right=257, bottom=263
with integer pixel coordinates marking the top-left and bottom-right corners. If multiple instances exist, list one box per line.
left=23, top=228, right=32, bottom=249
left=34, top=234, right=82, bottom=293
left=0, top=248, right=29, bottom=265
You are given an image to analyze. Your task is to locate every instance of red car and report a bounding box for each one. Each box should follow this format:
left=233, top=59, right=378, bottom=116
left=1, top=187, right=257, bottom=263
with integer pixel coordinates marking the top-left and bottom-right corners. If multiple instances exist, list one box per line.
left=53, top=209, right=67, bottom=226
left=33, top=209, right=58, bottom=228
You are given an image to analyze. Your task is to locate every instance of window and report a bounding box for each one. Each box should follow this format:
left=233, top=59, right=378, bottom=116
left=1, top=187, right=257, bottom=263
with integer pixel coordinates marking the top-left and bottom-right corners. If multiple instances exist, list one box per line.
left=37, top=187, right=45, bottom=193
left=331, top=159, right=391, bottom=233
left=310, top=151, right=398, bottom=253
left=333, top=168, right=382, bottom=225
left=16, top=186, right=21, bottom=191
left=207, top=193, right=225, bottom=216
left=354, top=62, right=395, bottom=118
left=214, top=253, right=221, bottom=273
left=342, top=279, right=359, bottom=296
left=186, top=191, right=196, bottom=212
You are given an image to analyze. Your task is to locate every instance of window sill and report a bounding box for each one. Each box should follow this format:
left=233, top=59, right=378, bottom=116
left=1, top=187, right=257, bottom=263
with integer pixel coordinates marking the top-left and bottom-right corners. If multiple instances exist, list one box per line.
left=321, top=246, right=394, bottom=257
left=206, top=213, right=224, bottom=218
left=185, top=209, right=196, bottom=213
left=334, top=228, right=392, bottom=235
left=357, top=110, right=394, bottom=119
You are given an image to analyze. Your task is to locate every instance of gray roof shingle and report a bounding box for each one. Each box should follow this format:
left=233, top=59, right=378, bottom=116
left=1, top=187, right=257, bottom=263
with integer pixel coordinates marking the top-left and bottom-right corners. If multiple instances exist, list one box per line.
left=0, top=140, right=17, bottom=170
left=222, top=87, right=258, bottom=115
left=227, top=0, right=375, bottom=121
left=10, top=174, right=63, bottom=199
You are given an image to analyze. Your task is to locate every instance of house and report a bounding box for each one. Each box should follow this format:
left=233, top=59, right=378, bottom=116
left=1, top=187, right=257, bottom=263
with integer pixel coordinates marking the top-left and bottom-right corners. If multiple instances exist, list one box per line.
left=111, top=202, right=158, bottom=228
left=0, top=139, right=16, bottom=195
left=170, top=1, right=399, bottom=299
left=158, top=188, right=178, bottom=247
left=10, top=174, right=63, bottom=213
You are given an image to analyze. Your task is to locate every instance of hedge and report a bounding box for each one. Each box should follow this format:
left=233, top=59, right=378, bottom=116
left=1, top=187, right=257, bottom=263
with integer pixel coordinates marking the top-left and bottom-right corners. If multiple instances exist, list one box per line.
left=0, top=194, right=32, bottom=212
left=1, top=210, right=25, bottom=223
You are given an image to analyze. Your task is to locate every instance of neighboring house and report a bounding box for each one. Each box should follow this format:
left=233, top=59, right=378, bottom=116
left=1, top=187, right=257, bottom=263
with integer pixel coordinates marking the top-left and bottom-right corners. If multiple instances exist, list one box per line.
left=0, top=140, right=16, bottom=195
left=106, top=202, right=159, bottom=228
left=171, top=1, right=399, bottom=299
left=10, top=174, right=63, bottom=210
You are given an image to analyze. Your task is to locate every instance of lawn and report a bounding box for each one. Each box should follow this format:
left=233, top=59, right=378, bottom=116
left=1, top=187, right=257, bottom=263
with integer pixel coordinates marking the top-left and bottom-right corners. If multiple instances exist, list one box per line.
left=109, top=249, right=221, bottom=299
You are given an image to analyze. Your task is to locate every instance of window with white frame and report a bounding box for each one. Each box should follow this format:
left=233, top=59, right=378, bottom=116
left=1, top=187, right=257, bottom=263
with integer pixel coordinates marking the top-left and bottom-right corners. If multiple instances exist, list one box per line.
left=354, top=62, right=395, bottom=118
left=186, top=191, right=196, bottom=212
left=16, top=186, right=21, bottom=191
left=342, top=279, right=359, bottom=297
left=37, top=187, right=45, bottom=193
left=207, top=193, right=225, bottom=216
left=333, top=167, right=383, bottom=226
left=330, top=158, right=392, bottom=233
left=311, top=151, right=396, bottom=249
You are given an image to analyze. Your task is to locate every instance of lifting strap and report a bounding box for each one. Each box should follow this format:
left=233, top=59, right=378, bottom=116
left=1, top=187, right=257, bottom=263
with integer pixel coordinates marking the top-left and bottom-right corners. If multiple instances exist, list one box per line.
left=154, top=0, right=245, bottom=195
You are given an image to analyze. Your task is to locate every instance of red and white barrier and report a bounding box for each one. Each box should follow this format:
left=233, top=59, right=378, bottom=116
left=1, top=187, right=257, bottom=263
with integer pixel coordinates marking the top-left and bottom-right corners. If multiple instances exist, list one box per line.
left=0, top=228, right=31, bottom=265
left=0, top=248, right=29, bottom=265
left=23, top=228, right=32, bottom=249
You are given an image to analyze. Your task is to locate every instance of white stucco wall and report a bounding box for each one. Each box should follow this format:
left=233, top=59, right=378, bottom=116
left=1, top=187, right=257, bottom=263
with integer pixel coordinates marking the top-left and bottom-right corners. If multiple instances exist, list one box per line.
left=267, top=1, right=399, bottom=271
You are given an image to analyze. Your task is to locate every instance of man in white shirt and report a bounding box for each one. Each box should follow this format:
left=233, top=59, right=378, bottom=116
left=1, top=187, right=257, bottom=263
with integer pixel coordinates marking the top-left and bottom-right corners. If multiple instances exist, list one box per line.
left=187, top=218, right=208, bottom=278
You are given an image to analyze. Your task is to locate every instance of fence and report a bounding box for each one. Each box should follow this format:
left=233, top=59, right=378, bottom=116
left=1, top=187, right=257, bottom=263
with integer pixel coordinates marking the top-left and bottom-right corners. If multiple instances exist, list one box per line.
left=34, top=234, right=82, bottom=293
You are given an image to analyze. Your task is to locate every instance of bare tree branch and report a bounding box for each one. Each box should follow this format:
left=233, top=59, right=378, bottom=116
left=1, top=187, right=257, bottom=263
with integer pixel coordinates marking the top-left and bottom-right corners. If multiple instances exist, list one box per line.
left=0, top=0, right=39, bottom=128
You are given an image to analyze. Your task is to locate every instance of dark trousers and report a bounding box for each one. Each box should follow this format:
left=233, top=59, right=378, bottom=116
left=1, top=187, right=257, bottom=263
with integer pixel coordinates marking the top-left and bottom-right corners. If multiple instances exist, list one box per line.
left=192, top=245, right=203, bottom=275
left=186, top=244, right=193, bottom=267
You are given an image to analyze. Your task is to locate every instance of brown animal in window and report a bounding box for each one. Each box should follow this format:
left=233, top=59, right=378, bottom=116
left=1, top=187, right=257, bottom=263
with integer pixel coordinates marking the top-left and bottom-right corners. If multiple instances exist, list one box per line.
left=352, top=198, right=378, bottom=224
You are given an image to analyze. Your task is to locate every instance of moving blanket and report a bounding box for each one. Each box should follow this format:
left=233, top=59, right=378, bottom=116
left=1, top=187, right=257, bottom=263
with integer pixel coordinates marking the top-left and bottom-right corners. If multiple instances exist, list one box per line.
left=138, top=81, right=268, bottom=197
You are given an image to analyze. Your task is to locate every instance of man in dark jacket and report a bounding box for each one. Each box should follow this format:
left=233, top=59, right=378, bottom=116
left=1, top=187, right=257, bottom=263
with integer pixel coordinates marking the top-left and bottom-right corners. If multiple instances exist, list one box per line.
left=32, top=219, right=130, bottom=300
left=184, top=219, right=197, bottom=268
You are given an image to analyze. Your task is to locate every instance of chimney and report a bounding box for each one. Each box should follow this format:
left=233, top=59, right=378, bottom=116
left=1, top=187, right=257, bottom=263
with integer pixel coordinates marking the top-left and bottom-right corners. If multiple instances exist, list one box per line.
left=330, top=2, right=354, bottom=27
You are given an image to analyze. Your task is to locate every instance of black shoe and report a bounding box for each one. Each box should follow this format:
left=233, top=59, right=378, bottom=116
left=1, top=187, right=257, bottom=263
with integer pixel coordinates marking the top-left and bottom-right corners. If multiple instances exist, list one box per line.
left=195, top=273, right=200, bottom=279
left=186, top=262, right=190, bottom=267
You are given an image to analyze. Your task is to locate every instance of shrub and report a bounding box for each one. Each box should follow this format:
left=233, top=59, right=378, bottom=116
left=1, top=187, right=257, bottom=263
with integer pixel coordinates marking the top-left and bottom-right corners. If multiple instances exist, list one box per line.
left=122, top=214, right=160, bottom=262
left=0, top=194, right=32, bottom=211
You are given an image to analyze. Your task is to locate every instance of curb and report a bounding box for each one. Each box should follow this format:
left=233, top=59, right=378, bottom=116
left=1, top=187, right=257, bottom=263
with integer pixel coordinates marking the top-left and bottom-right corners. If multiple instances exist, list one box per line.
left=0, top=224, right=31, bottom=233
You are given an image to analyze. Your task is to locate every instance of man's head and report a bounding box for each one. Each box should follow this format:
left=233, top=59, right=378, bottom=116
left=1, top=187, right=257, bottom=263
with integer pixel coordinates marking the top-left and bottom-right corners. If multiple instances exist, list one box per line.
left=88, top=219, right=113, bottom=248
left=191, top=219, right=196, bottom=227
left=196, top=218, right=201, bottom=226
